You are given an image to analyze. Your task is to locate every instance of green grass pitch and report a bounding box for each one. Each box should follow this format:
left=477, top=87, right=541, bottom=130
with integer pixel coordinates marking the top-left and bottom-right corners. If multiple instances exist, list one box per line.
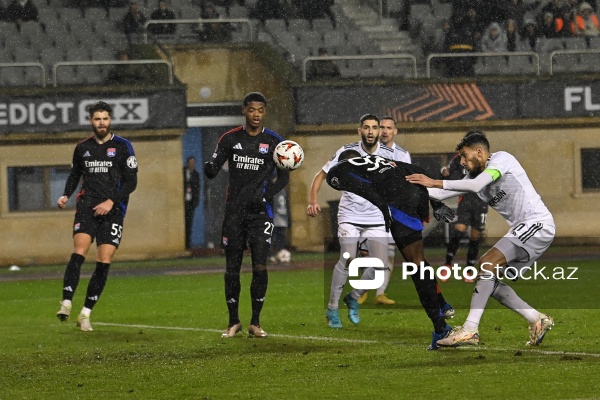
left=0, top=253, right=599, bottom=399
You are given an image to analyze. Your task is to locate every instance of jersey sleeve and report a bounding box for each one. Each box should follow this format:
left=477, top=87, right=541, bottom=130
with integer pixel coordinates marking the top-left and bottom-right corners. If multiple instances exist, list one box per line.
left=63, top=144, right=84, bottom=198
left=484, top=152, right=512, bottom=180
left=321, top=146, right=347, bottom=174
left=204, top=132, right=231, bottom=179
left=326, top=162, right=390, bottom=221
left=112, top=141, right=138, bottom=203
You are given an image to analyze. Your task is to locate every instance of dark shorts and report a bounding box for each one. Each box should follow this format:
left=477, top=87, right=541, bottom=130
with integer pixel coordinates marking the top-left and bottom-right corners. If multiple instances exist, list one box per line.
left=73, top=198, right=125, bottom=248
left=390, top=221, right=423, bottom=250
left=221, top=213, right=274, bottom=265
left=456, top=194, right=488, bottom=231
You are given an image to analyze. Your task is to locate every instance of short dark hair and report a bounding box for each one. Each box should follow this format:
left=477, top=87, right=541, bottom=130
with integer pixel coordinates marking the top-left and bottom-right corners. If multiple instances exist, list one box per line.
left=380, top=116, right=396, bottom=125
left=359, top=114, right=379, bottom=125
left=243, top=92, right=267, bottom=107
left=88, top=101, right=112, bottom=118
left=338, top=149, right=361, bottom=161
left=456, top=130, right=490, bottom=151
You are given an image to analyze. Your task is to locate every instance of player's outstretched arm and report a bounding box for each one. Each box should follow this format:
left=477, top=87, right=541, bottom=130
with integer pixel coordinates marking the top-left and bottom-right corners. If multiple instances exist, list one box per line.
left=307, top=170, right=326, bottom=217
left=406, top=173, right=443, bottom=188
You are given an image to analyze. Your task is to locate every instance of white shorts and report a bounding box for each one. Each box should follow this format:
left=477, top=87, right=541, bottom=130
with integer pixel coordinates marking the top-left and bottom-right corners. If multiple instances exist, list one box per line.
left=494, top=220, right=555, bottom=272
left=338, top=222, right=388, bottom=260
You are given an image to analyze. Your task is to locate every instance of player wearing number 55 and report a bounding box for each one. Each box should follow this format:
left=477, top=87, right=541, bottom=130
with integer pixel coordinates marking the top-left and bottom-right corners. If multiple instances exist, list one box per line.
left=56, top=101, right=138, bottom=332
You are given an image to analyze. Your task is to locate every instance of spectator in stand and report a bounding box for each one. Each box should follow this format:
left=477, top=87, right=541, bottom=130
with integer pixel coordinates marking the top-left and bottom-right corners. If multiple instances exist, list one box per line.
left=445, top=8, right=479, bottom=77
left=106, top=50, right=145, bottom=85
left=558, top=6, right=577, bottom=36
left=506, top=19, right=520, bottom=50
left=149, top=0, right=176, bottom=35
left=6, top=0, right=38, bottom=28
left=280, top=0, right=301, bottom=28
left=502, top=0, right=542, bottom=29
left=0, top=4, right=7, bottom=21
left=541, top=11, right=563, bottom=36
left=425, top=18, right=451, bottom=54
left=541, top=0, right=565, bottom=19
left=519, top=18, right=542, bottom=50
left=122, top=2, right=147, bottom=39
left=301, top=0, right=336, bottom=29
left=249, top=0, right=282, bottom=26
left=480, top=22, right=508, bottom=52
left=306, top=47, right=341, bottom=80
left=197, top=2, right=232, bottom=42
left=571, top=2, right=600, bottom=36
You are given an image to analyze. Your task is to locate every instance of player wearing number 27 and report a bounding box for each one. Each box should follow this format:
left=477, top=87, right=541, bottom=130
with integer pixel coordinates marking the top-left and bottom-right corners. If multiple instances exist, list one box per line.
left=406, top=131, right=555, bottom=347
left=204, top=92, right=289, bottom=338
left=56, top=101, right=138, bottom=332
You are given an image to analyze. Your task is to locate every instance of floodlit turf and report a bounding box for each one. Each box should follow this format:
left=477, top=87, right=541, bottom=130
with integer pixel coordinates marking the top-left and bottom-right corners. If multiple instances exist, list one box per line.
left=0, top=255, right=599, bottom=399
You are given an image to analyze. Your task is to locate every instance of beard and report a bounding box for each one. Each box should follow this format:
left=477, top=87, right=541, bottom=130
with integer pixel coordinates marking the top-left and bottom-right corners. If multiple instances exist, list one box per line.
left=467, top=158, right=485, bottom=178
left=93, top=125, right=110, bottom=140
left=361, top=135, right=378, bottom=150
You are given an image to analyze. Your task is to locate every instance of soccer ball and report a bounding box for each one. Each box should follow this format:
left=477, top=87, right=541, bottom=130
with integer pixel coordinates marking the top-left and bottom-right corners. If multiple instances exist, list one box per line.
left=277, top=249, right=291, bottom=263
left=273, top=140, right=304, bottom=170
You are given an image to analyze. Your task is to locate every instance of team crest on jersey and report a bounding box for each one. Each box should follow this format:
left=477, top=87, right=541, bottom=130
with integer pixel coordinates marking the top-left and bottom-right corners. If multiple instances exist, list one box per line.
left=222, top=236, right=228, bottom=246
left=107, top=148, right=116, bottom=157
left=259, top=143, right=269, bottom=154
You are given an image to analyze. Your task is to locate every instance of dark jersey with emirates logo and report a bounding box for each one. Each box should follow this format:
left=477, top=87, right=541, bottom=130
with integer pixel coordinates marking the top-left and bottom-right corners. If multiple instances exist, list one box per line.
left=63, top=134, right=138, bottom=215
left=205, top=126, right=289, bottom=218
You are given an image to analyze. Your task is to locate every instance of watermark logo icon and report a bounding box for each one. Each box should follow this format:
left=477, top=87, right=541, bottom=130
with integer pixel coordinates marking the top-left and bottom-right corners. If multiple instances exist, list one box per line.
left=346, top=252, right=385, bottom=290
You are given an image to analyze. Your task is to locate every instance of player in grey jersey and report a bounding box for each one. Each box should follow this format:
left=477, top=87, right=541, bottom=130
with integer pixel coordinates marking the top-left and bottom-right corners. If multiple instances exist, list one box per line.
left=407, top=131, right=555, bottom=347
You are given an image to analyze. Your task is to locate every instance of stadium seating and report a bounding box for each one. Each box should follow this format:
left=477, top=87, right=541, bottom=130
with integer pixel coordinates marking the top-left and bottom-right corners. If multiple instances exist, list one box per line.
left=2, top=0, right=600, bottom=86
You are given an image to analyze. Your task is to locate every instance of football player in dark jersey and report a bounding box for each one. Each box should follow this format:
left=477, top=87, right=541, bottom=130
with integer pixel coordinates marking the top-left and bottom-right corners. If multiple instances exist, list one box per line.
left=56, top=101, right=138, bottom=332
left=326, top=150, right=456, bottom=350
left=204, top=92, right=289, bottom=338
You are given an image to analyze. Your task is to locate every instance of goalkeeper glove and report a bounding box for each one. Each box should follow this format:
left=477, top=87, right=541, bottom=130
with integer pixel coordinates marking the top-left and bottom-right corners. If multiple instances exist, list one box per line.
left=433, top=204, right=457, bottom=224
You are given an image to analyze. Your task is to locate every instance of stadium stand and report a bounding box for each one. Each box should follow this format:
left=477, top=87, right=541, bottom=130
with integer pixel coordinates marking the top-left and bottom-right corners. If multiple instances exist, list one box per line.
left=3, top=0, right=600, bottom=86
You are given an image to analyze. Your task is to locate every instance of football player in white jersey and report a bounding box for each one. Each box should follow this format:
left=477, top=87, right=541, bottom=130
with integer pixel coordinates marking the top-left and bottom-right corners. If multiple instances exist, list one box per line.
left=357, top=116, right=411, bottom=306
left=307, top=114, right=395, bottom=328
left=407, top=131, right=555, bottom=347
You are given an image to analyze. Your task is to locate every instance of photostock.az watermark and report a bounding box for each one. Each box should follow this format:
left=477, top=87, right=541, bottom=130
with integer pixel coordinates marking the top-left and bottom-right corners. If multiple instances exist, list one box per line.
left=348, top=256, right=578, bottom=289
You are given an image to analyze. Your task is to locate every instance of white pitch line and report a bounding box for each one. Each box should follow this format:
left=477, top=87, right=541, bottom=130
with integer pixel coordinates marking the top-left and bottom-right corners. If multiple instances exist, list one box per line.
left=94, top=322, right=600, bottom=357
left=94, top=322, right=379, bottom=344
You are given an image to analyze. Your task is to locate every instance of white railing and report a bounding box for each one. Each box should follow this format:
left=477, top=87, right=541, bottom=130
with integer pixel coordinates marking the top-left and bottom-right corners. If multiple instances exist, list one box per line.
left=143, top=18, right=254, bottom=43
left=426, top=51, right=541, bottom=78
left=302, top=54, right=417, bottom=82
left=0, top=62, right=46, bottom=87
left=549, top=49, right=600, bottom=75
left=52, top=60, right=173, bottom=87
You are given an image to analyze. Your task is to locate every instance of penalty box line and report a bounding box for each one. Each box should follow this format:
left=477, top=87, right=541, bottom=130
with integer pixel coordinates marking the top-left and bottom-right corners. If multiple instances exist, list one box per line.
left=94, top=322, right=600, bottom=357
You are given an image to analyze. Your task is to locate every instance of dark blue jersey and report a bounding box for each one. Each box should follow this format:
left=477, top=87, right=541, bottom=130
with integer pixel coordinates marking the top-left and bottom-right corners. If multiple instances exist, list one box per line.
left=204, top=126, right=289, bottom=217
left=327, top=155, right=430, bottom=230
left=63, top=133, right=138, bottom=215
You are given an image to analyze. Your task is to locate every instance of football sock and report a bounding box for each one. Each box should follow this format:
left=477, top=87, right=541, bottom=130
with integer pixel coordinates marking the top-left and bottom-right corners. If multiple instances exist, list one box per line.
left=411, top=273, right=447, bottom=333
left=250, top=269, right=268, bottom=326
left=435, top=282, right=448, bottom=306
left=491, top=281, right=540, bottom=324
left=224, top=271, right=241, bottom=326
left=328, top=258, right=349, bottom=310
left=80, top=307, right=92, bottom=318
left=466, top=239, right=480, bottom=266
left=84, top=262, right=110, bottom=309
left=463, top=270, right=496, bottom=331
left=62, top=253, right=85, bottom=301
left=445, top=231, right=463, bottom=265
left=377, top=265, right=393, bottom=296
